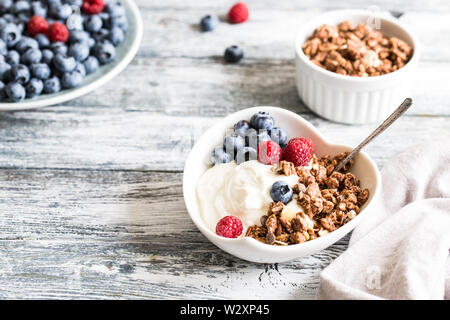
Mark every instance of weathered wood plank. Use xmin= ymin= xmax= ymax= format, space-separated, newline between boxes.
xmin=0 ymin=169 xmax=348 ymax=299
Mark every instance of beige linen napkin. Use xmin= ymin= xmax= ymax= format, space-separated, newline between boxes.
xmin=317 ymin=141 xmax=450 ymax=300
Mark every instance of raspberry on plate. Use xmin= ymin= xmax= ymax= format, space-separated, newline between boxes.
xmin=48 ymin=23 xmax=69 ymax=43
xmin=216 ymin=216 xmax=243 ymax=238
xmin=27 ymin=16 xmax=49 ymax=37
xmin=257 ymin=140 xmax=282 ymax=165
xmin=282 ymin=137 xmax=314 ymax=167
xmin=228 ymin=2 xmax=249 ymax=24
xmin=82 ymin=0 xmax=106 ymax=15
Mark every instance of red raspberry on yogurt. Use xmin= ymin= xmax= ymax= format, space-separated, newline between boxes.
xmin=282 ymin=137 xmax=314 ymax=167
xmin=216 ymin=216 xmax=243 ymax=238
xmin=257 ymin=140 xmax=282 ymax=165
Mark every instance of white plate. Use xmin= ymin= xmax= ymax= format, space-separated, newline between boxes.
xmin=0 ymin=0 xmax=143 ymax=111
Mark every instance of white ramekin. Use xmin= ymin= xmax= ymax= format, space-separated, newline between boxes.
xmin=295 ymin=9 xmax=420 ymax=124
xmin=183 ymin=107 xmax=381 ymax=263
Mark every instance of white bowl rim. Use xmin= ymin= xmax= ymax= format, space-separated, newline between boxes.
xmin=295 ymin=9 xmax=421 ymax=83
xmin=0 ymin=0 xmax=143 ymax=112
xmin=183 ymin=106 xmax=381 ymax=255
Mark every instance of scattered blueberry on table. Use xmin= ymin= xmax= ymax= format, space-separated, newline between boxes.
xmin=0 ymin=0 xmax=128 ymax=103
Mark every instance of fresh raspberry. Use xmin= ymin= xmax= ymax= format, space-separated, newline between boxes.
xmin=216 ymin=216 xmax=243 ymax=238
xmin=257 ymin=140 xmax=282 ymax=165
xmin=27 ymin=16 xmax=49 ymax=37
xmin=48 ymin=22 xmax=69 ymax=43
xmin=282 ymin=137 xmax=314 ymax=167
xmin=82 ymin=0 xmax=105 ymax=15
xmin=228 ymin=2 xmax=249 ymax=24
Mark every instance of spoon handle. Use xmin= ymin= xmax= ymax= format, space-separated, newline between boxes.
xmin=334 ymin=98 xmax=413 ymax=172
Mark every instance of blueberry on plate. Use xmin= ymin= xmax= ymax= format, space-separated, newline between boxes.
xmin=31 ymin=1 xmax=47 ymax=18
xmin=236 ymin=147 xmax=257 ymax=165
xmin=0 ymin=23 xmax=22 ymax=48
xmin=250 ymin=111 xmax=274 ymax=131
xmin=31 ymin=63 xmax=51 ymax=80
xmin=0 ymin=0 xmax=13 ymax=14
xmin=61 ymin=71 xmax=83 ymax=89
xmin=69 ymin=30 xmax=90 ymax=44
xmin=224 ymin=45 xmax=244 ymax=63
xmin=110 ymin=15 xmax=128 ymax=32
xmin=270 ymin=181 xmax=293 ymax=204
xmin=50 ymin=3 xmax=72 ymax=20
xmin=26 ymin=78 xmax=44 ymax=98
xmin=234 ymin=120 xmax=251 ymax=137
xmin=106 ymin=1 xmax=126 ymax=18
xmin=200 ymin=15 xmax=219 ymax=32
xmin=21 ymin=48 xmax=42 ymax=65
xmin=223 ymin=133 xmax=245 ymax=156
xmin=53 ymin=54 xmax=77 ymax=73
xmin=0 ymin=39 xmax=7 ymax=55
xmin=83 ymin=56 xmax=99 ymax=75
xmin=211 ymin=147 xmax=232 ymax=165
xmin=12 ymin=0 xmax=30 ymax=14
xmin=0 ymin=62 xmax=11 ymax=81
xmin=92 ymin=42 xmax=116 ymax=65
xmin=50 ymin=42 xmax=68 ymax=55
xmin=43 ymin=76 xmax=61 ymax=94
xmin=108 ymin=27 xmax=124 ymax=46
xmin=84 ymin=15 xmax=103 ymax=33
xmin=41 ymin=49 xmax=54 ymax=65
xmin=75 ymin=62 xmax=86 ymax=77
xmin=15 ymin=36 xmax=39 ymax=54
xmin=269 ymin=127 xmax=288 ymax=146
xmin=35 ymin=34 xmax=50 ymax=49
xmin=245 ymin=128 xmax=271 ymax=149
xmin=68 ymin=42 xmax=90 ymax=62
xmin=5 ymin=82 xmax=26 ymax=102
xmin=9 ymin=64 xmax=30 ymax=84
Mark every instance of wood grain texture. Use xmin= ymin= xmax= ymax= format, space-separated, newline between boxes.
xmin=0 ymin=0 xmax=449 ymax=299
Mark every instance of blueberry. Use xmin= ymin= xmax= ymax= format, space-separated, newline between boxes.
xmin=269 ymin=127 xmax=288 ymax=146
xmin=0 ymin=62 xmax=11 ymax=81
xmin=66 ymin=13 xmax=83 ymax=30
xmin=236 ymin=147 xmax=257 ymax=165
xmin=6 ymin=50 xmax=20 ymax=66
xmin=43 ymin=76 xmax=61 ymax=93
xmin=223 ymin=133 xmax=245 ymax=156
xmin=26 ymin=78 xmax=44 ymax=98
xmin=91 ymin=28 xmax=109 ymax=42
xmin=234 ymin=120 xmax=251 ymax=137
xmin=31 ymin=63 xmax=51 ymax=80
xmin=0 ymin=18 xmax=6 ymax=29
xmin=87 ymin=37 xmax=96 ymax=48
xmin=106 ymin=2 xmax=125 ymax=17
xmin=17 ymin=12 xmax=31 ymax=24
xmin=0 ymin=39 xmax=7 ymax=55
xmin=50 ymin=3 xmax=72 ymax=20
xmin=108 ymin=27 xmax=124 ymax=46
xmin=0 ymin=0 xmax=13 ymax=14
xmin=211 ymin=147 xmax=232 ymax=165
xmin=110 ymin=15 xmax=128 ymax=32
xmin=50 ymin=42 xmax=68 ymax=55
xmin=61 ymin=71 xmax=83 ymax=89
xmin=21 ymin=48 xmax=42 ymax=65
xmin=15 ymin=37 xmax=39 ymax=54
xmin=68 ymin=43 xmax=89 ymax=62
xmin=53 ymin=54 xmax=76 ymax=73
xmin=84 ymin=15 xmax=103 ymax=33
xmin=41 ymin=49 xmax=54 ymax=65
xmin=12 ymin=0 xmax=30 ymax=14
xmin=75 ymin=62 xmax=86 ymax=76
xmin=93 ymin=42 xmax=116 ymax=65
xmin=270 ymin=181 xmax=293 ymax=204
xmin=0 ymin=23 xmax=22 ymax=48
xmin=224 ymin=45 xmax=244 ymax=63
xmin=0 ymin=80 xmax=5 ymax=100
xmin=5 ymin=82 xmax=26 ymax=102
xmin=69 ymin=30 xmax=90 ymax=44
xmin=64 ymin=0 xmax=82 ymax=6
xmin=83 ymin=56 xmax=99 ymax=75
xmin=245 ymin=128 xmax=271 ymax=149
xmin=31 ymin=1 xmax=48 ymax=18
xmin=35 ymin=34 xmax=50 ymax=49
xmin=250 ymin=111 xmax=274 ymax=131
xmin=200 ymin=15 xmax=219 ymax=32
xmin=9 ymin=64 xmax=30 ymax=84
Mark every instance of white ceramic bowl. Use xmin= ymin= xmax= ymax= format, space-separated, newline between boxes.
xmin=0 ymin=0 xmax=143 ymax=111
xmin=295 ymin=9 xmax=420 ymax=124
xmin=183 ymin=106 xmax=381 ymax=263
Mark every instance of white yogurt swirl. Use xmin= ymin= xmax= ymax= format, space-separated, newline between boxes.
xmin=196 ymin=160 xmax=305 ymax=232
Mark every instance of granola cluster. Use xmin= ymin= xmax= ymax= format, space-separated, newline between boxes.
xmin=245 ymin=153 xmax=370 ymax=245
xmin=302 ymin=21 xmax=412 ymax=77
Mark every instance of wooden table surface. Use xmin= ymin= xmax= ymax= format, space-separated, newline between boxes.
xmin=1 ymin=0 xmax=449 ymax=299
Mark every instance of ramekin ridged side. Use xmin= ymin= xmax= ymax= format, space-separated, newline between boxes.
xmin=295 ymin=10 xmax=420 ymax=124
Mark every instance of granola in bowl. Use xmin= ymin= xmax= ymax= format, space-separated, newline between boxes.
xmin=302 ymin=20 xmax=412 ymax=77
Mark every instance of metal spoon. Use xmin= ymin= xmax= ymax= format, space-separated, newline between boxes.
xmin=334 ymin=97 xmax=413 ymax=172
